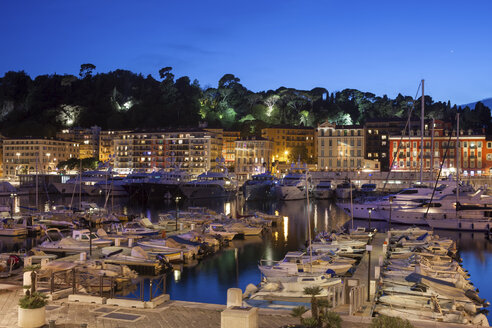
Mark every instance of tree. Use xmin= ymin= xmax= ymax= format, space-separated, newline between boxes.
xmin=304 ymin=286 xmax=323 ymax=326
xmin=290 ymin=305 xmax=308 ymax=326
xmin=79 ymin=64 xmax=96 ymax=79
xmin=159 ymin=67 xmax=174 ymax=82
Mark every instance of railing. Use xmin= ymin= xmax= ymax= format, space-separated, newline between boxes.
xmin=348 ymin=285 xmax=366 ymax=315
xmin=326 ymin=284 xmax=345 ymax=309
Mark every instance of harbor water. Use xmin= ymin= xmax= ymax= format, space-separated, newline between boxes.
xmin=1 ymin=194 xmax=492 ymax=319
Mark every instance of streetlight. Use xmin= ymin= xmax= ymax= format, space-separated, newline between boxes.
xmin=175 ymin=196 xmax=182 ymax=231
xmin=368 ymin=208 xmax=372 ymax=231
xmin=15 ymin=153 xmax=20 ymax=176
xmin=46 ymin=153 xmax=51 ymax=173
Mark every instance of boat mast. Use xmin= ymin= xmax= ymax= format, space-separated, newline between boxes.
xmin=79 ymin=158 xmax=82 ymax=209
xmin=430 ymin=118 xmax=435 ymax=179
xmin=456 ymin=113 xmax=460 ymax=218
xmin=305 ymin=171 xmax=313 ymax=267
xmin=35 ymin=156 xmax=38 ymax=211
xmin=420 ymin=79 xmax=424 ymax=184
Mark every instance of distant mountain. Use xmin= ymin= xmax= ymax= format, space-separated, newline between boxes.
xmin=460 ymin=98 xmax=492 ymax=109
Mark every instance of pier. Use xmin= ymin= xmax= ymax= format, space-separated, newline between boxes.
xmin=349 ymin=232 xmax=387 ymax=316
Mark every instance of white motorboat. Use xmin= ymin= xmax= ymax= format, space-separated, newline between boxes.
xmin=273 ymin=163 xmax=312 ymax=201
xmin=71 ymin=229 xmax=113 ymax=247
xmin=137 ymin=239 xmax=195 ymax=260
xmin=205 ymin=223 xmax=237 ymax=241
xmin=180 ymin=164 xmax=237 ymax=199
xmin=51 ymin=170 xmax=113 ymax=195
xmin=225 ymin=222 xmax=263 ymax=236
xmin=312 ymin=180 xmax=334 ymax=199
xmin=258 ymin=251 xmax=353 ymax=276
xmin=243 ymin=172 xmax=278 ymax=201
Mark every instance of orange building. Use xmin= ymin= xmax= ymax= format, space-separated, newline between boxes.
xmin=223 ymin=131 xmax=241 ymax=167
xmin=261 ymin=126 xmax=315 ymax=163
xmin=389 ymin=120 xmax=489 ymax=176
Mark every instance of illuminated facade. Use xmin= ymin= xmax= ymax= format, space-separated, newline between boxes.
xmin=389 ymin=121 xmax=489 ymax=176
xmin=113 ymin=129 xmax=221 ymax=176
xmin=56 ymin=126 xmax=101 ymax=159
xmin=223 ymin=131 xmax=241 ymax=167
xmin=317 ymin=121 xmax=365 ymax=171
xmin=234 ymin=137 xmax=273 ymax=180
xmin=261 ymin=126 xmax=315 ymax=163
xmin=99 ymin=130 xmax=130 ymax=163
xmin=2 ymin=138 xmax=79 ymax=177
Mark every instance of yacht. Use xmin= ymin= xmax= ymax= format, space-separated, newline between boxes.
xmin=273 ymin=163 xmax=312 ymax=201
xmin=338 ymin=179 xmax=475 ymax=221
xmin=313 ymin=180 xmax=334 ymax=199
xmin=141 ymin=167 xmax=191 ymax=199
xmin=51 ymin=170 xmax=113 ymax=195
xmin=180 ymin=165 xmax=237 ymax=199
xmin=334 ymin=179 xmax=356 ymax=199
xmin=243 ymin=172 xmax=278 ymax=201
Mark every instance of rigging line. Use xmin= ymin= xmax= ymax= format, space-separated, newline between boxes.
xmin=382 ymin=81 xmax=422 ymax=192
xmin=424 ymin=124 xmax=454 ymax=218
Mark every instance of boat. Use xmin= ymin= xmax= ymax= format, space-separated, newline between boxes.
xmin=225 ymin=222 xmax=263 ymax=236
xmin=205 ymin=223 xmax=238 ymax=241
xmin=258 ymin=251 xmax=353 ymax=276
xmin=312 ymin=180 xmax=334 ymax=199
xmin=0 ymin=218 xmax=28 ymax=237
xmin=180 ymin=163 xmax=237 ymax=199
xmin=273 ymin=162 xmax=312 ymax=201
xmin=136 ymin=240 xmax=195 ymax=261
xmin=140 ymin=166 xmax=191 ymax=199
xmin=334 ymin=179 xmax=356 ymax=199
xmin=51 ymin=170 xmax=113 ymax=195
xmin=71 ymin=229 xmax=113 ymax=247
xmin=243 ymin=172 xmax=278 ymax=201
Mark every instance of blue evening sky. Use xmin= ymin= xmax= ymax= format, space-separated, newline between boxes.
xmin=1 ymin=0 xmax=491 ymax=105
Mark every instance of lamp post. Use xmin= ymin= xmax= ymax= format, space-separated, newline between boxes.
xmin=175 ymin=196 xmax=182 ymax=231
xmin=366 ymin=244 xmax=372 ymax=301
xmin=46 ymin=153 xmax=51 ymax=173
xmin=368 ymin=208 xmax=372 ymax=231
xmin=15 ymin=153 xmax=20 ymax=177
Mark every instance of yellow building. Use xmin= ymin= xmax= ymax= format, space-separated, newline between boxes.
xmin=261 ymin=126 xmax=316 ymax=163
xmin=223 ymin=131 xmax=241 ymax=167
xmin=99 ymin=130 xmax=130 ymax=163
xmin=234 ymin=137 xmax=272 ymax=181
xmin=56 ymin=126 xmax=100 ymax=159
xmin=2 ymin=138 xmax=79 ymax=177
xmin=317 ymin=121 xmax=365 ymax=171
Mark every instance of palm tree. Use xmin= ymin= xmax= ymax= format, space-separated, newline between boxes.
xmin=304 ymin=286 xmax=323 ymax=326
xmin=321 ymin=311 xmax=342 ymax=328
xmin=290 ymin=305 xmax=308 ymax=326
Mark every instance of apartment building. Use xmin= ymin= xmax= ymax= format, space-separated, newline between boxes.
xmin=56 ymin=126 xmax=101 ymax=159
xmin=389 ymin=120 xmax=489 ymax=176
xmin=3 ymin=138 xmax=79 ymax=177
xmin=261 ymin=126 xmax=315 ymax=163
xmin=234 ymin=137 xmax=272 ymax=181
xmin=113 ymin=129 xmax=221 ymax=176
xmin=99 ymin=130 xmax=130 ymax=163
xmin=223 ymin=131 xmax=241 ymax=167
xmin=317 ymin=121 xmax=365 ymax=171
xmin=364 ymin=119 xmax=417 ymax=172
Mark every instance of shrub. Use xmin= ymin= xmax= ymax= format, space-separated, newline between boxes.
xmin=18 ymin=291 xmax=48 ymax=309
xmin=322 ymin=311 xmax=342 ymax=328
xmin=370 ymin=315 xmax=414 ymax=328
